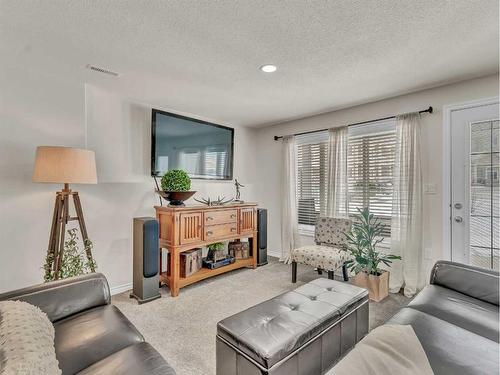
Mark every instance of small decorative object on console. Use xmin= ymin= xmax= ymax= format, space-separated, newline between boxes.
xmin=206 ymin=242 xmax=226 ymax=262
xmin=167 ymin=249 xmax=203 ymax=278
xmin=203 ymin=255 xmax=236 ymax=269
xmin=158 ymin=169 xmax=195 ymax=206
xmin=228 ymin=239 xmax=250 ymax=259
xmin=180 ymin=248 xmax=202 ymax=277
xmin=233 ymin=179 xmax=244 ymax=203
xmin=342 ymin=207 xmax=401 ymax=302
xmin=194 ymin=196 xmax=234 ymax=206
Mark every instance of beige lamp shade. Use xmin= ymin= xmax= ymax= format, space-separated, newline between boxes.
xmin=33 ymin=146 xmax=97 ymax=184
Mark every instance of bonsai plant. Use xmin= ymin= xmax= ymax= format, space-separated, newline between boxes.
xmin=343 ymin=207 xmax=401 ymax=302
xmin=159 ymin=169 xmax=195 ymax=206
xmin=43 ymin=228 xmax=97 ymax=282
xmin=206 ymin=242 xmax=225 ymax=262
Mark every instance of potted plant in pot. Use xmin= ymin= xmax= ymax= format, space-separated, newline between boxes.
xmin=206 ymin=242 xmax=226 ymax=262
xmin=342 ymin=208 xmax=401 ymax=302
xmin=158 ymin=169 xmax=196 ymax=206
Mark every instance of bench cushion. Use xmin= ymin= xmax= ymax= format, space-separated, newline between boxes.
xmin=290 ymin=245 xmax=350 ymax=271
xmin=217 ymin=278 xmax=368 ymax=368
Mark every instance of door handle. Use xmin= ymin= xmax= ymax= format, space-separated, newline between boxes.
xmin=454 ymin=203 xmax=463 ymax=209
xmin=454 ymin=216 xmax=463 ymax=223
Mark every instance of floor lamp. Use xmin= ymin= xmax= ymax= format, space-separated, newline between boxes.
xmin=33 ymin=146 xmax=97 ymax=280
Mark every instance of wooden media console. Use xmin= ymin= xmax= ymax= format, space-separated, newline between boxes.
xmin=155 ymin=202 xmax=258 ymax=297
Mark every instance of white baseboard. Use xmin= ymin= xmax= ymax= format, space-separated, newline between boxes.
xmin=267 ymin=249 xmax=281 ymax=259
xmin=110 ymin=282 xmax=132 ymax=296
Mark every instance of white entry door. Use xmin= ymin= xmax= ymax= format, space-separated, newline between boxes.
xmin=450 ymin=100 xmax=499 ymax=269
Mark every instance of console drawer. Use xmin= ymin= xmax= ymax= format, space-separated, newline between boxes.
xmin=204 ymin=209 xmax=238 ymax=225
xmin=205 ymin=223 xmax=238 ymax=240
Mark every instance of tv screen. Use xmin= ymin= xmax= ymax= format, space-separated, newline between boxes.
xmin=151 ymin=109 xmax=234 ymax=180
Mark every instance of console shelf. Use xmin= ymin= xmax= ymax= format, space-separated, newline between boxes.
xmin=155 ymin=203 xmax=258 ymax=297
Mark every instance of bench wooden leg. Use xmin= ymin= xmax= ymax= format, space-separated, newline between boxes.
xmin=317 ymin=268 xmax=323 ymax=275
xmin=342 ymin=264 xmax=349 ymax=281
xmin=328 ymin=270 xmax=334 ymax=280
xmin=292 ymin=261 xmax=297 ymax=283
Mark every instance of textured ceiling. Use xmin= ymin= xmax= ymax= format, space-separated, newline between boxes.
xmin=1 ymin=0 xmax=498 ymax=127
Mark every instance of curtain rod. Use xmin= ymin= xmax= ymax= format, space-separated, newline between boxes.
xmin=273 ymin=106 xmax=433 ymax=141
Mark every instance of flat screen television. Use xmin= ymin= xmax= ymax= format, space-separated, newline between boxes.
xmin=151 ymin=109 xmax=234 ymax=180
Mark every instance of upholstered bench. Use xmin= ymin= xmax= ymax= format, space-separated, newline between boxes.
xmin=216 ymin=278 xmax=369 ymax=375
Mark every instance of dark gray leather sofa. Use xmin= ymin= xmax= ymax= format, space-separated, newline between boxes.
xmin=0 ymin=273 xmax=175 ymax=375
xmin=388 ymin=261 xmax=499 ymax=375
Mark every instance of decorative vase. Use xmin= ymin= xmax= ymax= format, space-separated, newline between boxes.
xmin=353 ymin=270 xmax=389 ymax=302
xmin=156 ymin=190 xmax=196 ymax=206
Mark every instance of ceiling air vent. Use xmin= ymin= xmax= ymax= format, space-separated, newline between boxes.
xmin=86 ymin=64 xmax=120 ymax=77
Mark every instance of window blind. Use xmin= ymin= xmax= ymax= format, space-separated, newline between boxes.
xmin=295 ymin=131 xmax=329 ymax=226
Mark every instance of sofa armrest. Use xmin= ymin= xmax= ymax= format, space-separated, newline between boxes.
xmin=0 ymin=273 xmax=111 ymax=322
xmin=430 ymin=261 xmax=499 ymax=305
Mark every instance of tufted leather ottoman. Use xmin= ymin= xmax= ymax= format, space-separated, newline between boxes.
xmin=216 ymin=278 xmax=369 ymax=375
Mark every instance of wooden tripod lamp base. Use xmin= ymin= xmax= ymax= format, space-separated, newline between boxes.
xmin=33 ymin=146 xmax=98 ymax=280
xmin=47 ymin=184 xmax=95 ymax=279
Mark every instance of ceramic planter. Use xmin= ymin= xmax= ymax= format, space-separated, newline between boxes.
xmin=353 ymin=270 xmax=389 ymax=302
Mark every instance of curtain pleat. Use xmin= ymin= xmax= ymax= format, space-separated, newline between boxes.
xmin=281 ymin=136 xmax=300 ymax=262
xmin=327 ymin=126 xmax=348 ymax=217
xmin=389 ymin=112 xmax=424 ymax=297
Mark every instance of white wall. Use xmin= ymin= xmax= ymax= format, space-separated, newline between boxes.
xmin=0 ymin=73 xmax=257 ymax=293
xmin=1 ymin=66 xmax=497 ymax=294
xmin=255 ymin=74 xmax=499 ymax=281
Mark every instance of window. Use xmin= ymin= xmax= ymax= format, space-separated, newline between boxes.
xmin=295 ymin=131 xmax=329 ymax=227
xmin=347 ymin=120 xmax=396 ymax=237
xmin=295 ymin=120 xmax=396 ymax=237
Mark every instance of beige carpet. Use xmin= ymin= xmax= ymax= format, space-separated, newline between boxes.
xmin=113 ymin=257 xmax=409 ymax=375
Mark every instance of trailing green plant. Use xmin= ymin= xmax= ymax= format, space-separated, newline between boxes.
xmin=342 ymin=207 xmax=401 ymax=276
xmin=207 ymin=242 xmax=225 ymax=251
xmin=43 ymin=228 xmax=97 ymax=282
xmin=161 ymin=169 xmax=191 ymax=191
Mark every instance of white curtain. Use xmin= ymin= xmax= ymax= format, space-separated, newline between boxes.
xmin=281 ymin=135 xmax=300 ymax=263
xmin=327 ymin=126 xmax=348 ymax=217
xmin=390 ymin=112 xmax=423 ymax=297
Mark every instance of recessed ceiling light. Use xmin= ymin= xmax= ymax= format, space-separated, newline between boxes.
xmin=260 ymin=64 xmax=277 ymax=73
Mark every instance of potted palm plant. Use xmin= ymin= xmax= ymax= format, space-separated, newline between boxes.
xmin=343 ymin=208 xmax=401 ymax=302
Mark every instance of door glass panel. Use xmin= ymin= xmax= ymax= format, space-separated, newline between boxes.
xmin=469 ymin=120 xmax=499 ymax=270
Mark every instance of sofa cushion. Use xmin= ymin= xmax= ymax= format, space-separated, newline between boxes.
xmin=0 ymin=300 xmax=61 ymax=375
xmin=77 ymin=342 xmax=176 ymax=375
xmin=430 ymin=261 xmax=499 ymax=305
xmin=328 ymin=325 xmax=434 ymax=375
xmin=408 ymin=284 xmax=499 ymax=342
xmin=54 ymin=305 xmax=144 ymax=374
xmin=217 ymin=278 xmax=367 ymax=368
xmin=388 ymin=307 xmax=499 ymax=375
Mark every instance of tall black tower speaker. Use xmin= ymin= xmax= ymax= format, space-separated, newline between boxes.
xmin=257 ymin=208 xmax=268 ymax=266
xmin=130 ymin=217 xmax=161 ymax=304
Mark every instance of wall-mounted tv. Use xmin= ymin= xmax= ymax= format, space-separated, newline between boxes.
xmin=151 ymin=109 xmax=234 ymax=180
